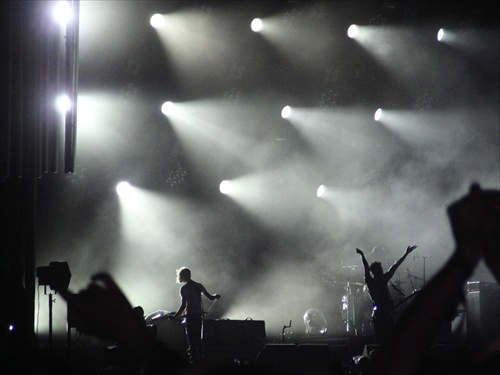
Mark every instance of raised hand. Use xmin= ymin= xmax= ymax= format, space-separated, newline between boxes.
xmin=60 ymin=273 xmax=145 ymax=343
xmin=406 ymin=245 xmax=418 ymax=254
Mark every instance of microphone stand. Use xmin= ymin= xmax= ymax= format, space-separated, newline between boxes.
xmin=389 ymin=281 xmax=405 ymax=313
xmin=282 ymin=320 xmax=292 ymax=343
xmin=414 ymin=254 xmax=432 ymax=286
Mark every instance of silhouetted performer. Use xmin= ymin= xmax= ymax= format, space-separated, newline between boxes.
xmin=356 ymin=245 xmax=417 ymax=344
xmin=169 ymin=267 xmax=220 ymax=363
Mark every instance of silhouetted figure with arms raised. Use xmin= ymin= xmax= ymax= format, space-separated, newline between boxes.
xmin=378 ymin=184 xmax=500 ymax=375
xmin=169 ymin=267 xmax=220 ymax=363
xmin=356 ymin=245 xmax=417 ymax=344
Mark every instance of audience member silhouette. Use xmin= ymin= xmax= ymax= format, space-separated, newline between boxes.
xmin=49 ymin=183 xmax=497 ymax=375
xmin=375 ymin=183 xmax=500 ymax=375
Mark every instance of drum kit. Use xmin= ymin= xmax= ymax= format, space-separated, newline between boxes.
xmin=332 ymin=264 xmax=422 ymax=335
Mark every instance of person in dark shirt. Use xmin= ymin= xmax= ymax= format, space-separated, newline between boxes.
xmin=356 ymin=245 xmax=417 ymax=344
xmin=169 ymin=267 xmax=220 ymax=363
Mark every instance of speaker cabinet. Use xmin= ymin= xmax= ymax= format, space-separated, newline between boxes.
xmin=203 ymin=319 xmax=266 ymax=348
xmin=466 ymin=281 xmax=500 ymax=344
xmin=256 ymin=343 xmax=332 ymax=375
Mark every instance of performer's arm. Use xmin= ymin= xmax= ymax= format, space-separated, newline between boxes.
xmin=356 ymin=248 xmax=370 ymax=279
xmin=386 ymin=245 xmax=417 ymax=279
xmin=200 ymin=284 xmax=221 ymax=301
xmin=171 ymin=296 xmax=186 ymax=318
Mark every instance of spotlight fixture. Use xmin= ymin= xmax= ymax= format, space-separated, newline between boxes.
xmin=116 ymin=181 xmax=132 ymax=196
xmin=347 ymin=24 xmax=359 ymax=38
xmin=374 ymin=108 xmax=383 ymax=122
xmin=53 ymin=1 xmax=72 ymax=26
xmin=56 ymin=95 xmax=71 ymax=114
xmin=161 ymin=101 xmax=176 ymax=116
xmin=150 ymin=14 xmax=165 ymax=29
xmin=219 ymin=180 xmax=232 ymax=194
xmin=281 ymin=106 xmax=292 ymax=119
xmin=437 ymin=28 xmax=445 ymax=42
xmin=316 ymin=185 xmax=325 ymax=198
xmin=251 ymin=18 xmax=263 ymax=32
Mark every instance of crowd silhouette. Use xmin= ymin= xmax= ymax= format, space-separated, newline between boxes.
xmin=1 ymin=183 xmax=498 ymax=374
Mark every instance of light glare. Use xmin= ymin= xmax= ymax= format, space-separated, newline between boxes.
xmin=53 ymin=1 xmax=72 ymax=26
xmin=150 ymin=14 xmax=165 ymax=29
xmin=281 ymin=106 xmax=292 ymax=119
xmin=251 ymin=18 xmax=263 ymax=32
xmin=219 ymin=180 xmax=232 ymax=194
xmin=116 ymin=181 xmax=132 ymax=197
xmin=56 ymin=95 xmax=71 ymax=114
xmin=374 ymin=108 xmax=383 ymax=121
xmin=437 ymin=28 xmax=445 ymax=42
xmin=317 ymin=185 xmax=325 ymax=198
xmin=347 ymin=24 xmax=359 ymax=38
xmin=161 ymin=101 xmax=176 ymax=116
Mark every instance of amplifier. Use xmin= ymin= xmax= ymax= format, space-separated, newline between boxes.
xmin=203 ymin=319 xmax=266 ymax=347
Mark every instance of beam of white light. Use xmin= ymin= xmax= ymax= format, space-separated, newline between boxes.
xmin=347 ymin=24 xmax=359 ymax=38
xmin=152 ymin=8 xmax=255 ymax=93
xmin=163 ymin=100 xmax=267 ymax=174
xmin=374 ymin=108 xmax=383 ymax=122
xmin=281 ymin=105 xmax=292 ymax=119
xmin=150 ymin=14 xmax=165 ymax=29
xmin=349 ymin=26 xmax=441 ymax=85
xmin=251 ymin=18 xmax=263 ymax=32
xmin=240 ymin=5 xmax=343 ymax=77
xmin=371 ymin=107 xmax=500 ymax=177
xmin=53 ymin=1 xmax=72 ymax=26
xmin=56 ymin=94 xmax=71 ymax=114
xmin=115 ymin=186 xmax=224 ymax=322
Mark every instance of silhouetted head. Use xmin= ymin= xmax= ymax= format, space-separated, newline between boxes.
xmin=176 ymin=267 xmax=191 ymax=284
xmin=369 ymin=262 xmax=384 ymax=276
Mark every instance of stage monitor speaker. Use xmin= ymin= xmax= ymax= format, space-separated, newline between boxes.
xmin=203 ymin=319 xmax=266 ymax=347
xmin=256 ymin=343 xmax=332 ymax=375
xmin=466 ymin=281 xmax=500 ymax=345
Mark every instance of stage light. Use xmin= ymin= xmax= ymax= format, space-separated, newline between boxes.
xmin=281 ymin=106 xmax=292 ymax=119
xmin=251 ymin=18 xmax=263 ymax=32
xmin=219 ymin=180 xmax=232 ymax=194
xmin=116 ymin=181 xmax=132 ymax=197
xmin=347 ymin=24 xmax=359 ymax=38
xmin=316 ymin=185 xmax=325 ymax=198
xmin=161 ymin=101 xmax=176 ymax=116
xmin=374 ymin=108 xmax=383 ymax=121
xmin=437 ymin=28 xmax=446 ymax=42
xmin=150 ymin=14 xmax=165 ymax=29
xmin=56 ymin=95 xmax=71 ymax=114
xmin=53 ymin=1 xmax=72 ymax=26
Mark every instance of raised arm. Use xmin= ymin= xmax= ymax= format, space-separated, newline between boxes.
xmin=386 ymin=245 xmax=417 ymax=279
xmin=380 ymin=184 xmax=499 ymax=375
xmin=356 ymin=248 xmax=371 ymax=279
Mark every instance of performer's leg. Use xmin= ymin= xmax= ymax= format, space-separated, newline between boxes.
xmin=185 ymin=316 xmax=203 ymax=363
